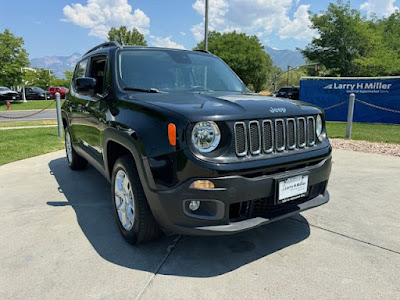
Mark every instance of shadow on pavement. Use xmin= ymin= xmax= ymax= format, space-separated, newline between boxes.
xmin=48 ymin=157 xmax=310 ymax=278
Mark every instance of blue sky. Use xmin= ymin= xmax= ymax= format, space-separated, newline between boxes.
xmin=0 ymin=0 xmax=398 ymax=59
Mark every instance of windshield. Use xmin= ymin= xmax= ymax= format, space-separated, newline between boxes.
xmin=32 ymin=88 xmax=44 ymax=93
xmin=118 ymin=49 xmax=246 ymax=93
xmin=0 ymin=87 xmax=10 ymax=91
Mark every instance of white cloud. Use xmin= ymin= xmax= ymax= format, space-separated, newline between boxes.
xmin=279 ymin=5 xmax=315 ymax=40
xmin=63 ymin=0 xmax=150 ymax=39
xmin=360 ymin=0 xmax=398 ymax=17
xmin=190 ymin=0 xmax=316 ymax=43
xmin=149 ymin=35 xmax=186 ymax=49
xmin=180 ymin=32 xmax=186 ymax=36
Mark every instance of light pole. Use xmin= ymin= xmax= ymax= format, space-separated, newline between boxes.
xmin=286 ymin=65 xmax=290 ymax=86
xmin=274 ymin=63 xmax=319 ymax=91
xmin=204 ymin=0 xmax=209 ymax=51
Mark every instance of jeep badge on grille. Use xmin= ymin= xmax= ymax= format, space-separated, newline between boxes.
xmin=270 ymin=107 xmax=287 ymax=113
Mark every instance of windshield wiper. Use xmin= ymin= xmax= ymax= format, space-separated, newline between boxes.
xmin=123 ymin=87 xmax=164 ymax=93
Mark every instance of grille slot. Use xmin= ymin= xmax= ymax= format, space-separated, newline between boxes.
xmin=262 ymin=120 xmax=274 ymax=153
xmin=234 ymin=122 xmax=247 ymax=156
xmin=286 ymin=118 xmax=296 ymax=150
xmin=297 ymin=117 xmax=306 ymax=148
xmin=307 ymin=116 xmax=315 ymax=146
xmin=275 ymin=119 xmax=285 ymax=152
xmin=249 ymin=121 xmax=261 ymax=155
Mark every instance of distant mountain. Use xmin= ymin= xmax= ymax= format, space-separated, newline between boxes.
xmin=30 ymin=53 xmax=82 ymax=78
xmin=265 ymin=46 xmax=305 ymax=70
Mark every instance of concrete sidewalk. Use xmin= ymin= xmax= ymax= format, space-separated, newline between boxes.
xmin=0 ymin=125 xmax=57 ymax=130
xmin=0 ymin=149 xmax=399 ymax=299
xmin=0 ymin=109 xmax=56 ymax=122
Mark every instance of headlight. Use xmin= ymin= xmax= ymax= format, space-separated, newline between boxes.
xmin=191 ymin=121 xmax=221 ymax=153
xmin=316 ymin=114 xmax=323 ymax=137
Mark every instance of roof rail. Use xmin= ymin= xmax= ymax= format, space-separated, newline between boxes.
xmin=84 ymin=41 xmax=122 ymax=56
xmin=194 ymin=49 xmax=211 ymax=54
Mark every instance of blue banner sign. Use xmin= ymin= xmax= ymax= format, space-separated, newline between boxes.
xmin=300 ymin=77 xmax=400 ymax=124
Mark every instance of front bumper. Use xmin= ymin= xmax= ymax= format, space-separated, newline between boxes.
xmin=146 ymin=156 xmax=331 ymax=235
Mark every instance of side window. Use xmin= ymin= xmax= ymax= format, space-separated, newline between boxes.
xmin=50 ymin=88 xmax=54 ymax=91
xmin=88 ymin=55 xmax=107 ymax=95
xmin=74 ymin=59 xmax=88 ymax=80
xmin=73 ymin=59 xmax=88 ymax=91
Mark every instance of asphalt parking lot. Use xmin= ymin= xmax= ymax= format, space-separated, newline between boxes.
xmin=0 ymin=149 xmax=399 ymax=299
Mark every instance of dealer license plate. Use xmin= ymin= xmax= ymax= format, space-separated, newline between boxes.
xmin=12 ymin=96 xmax=16 ymax=100
xmin=278 ymin=175 xmax=308 ymax=204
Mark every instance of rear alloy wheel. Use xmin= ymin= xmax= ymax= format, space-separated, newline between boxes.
xmin=64 ymin=127 xmax=87 ymax=170
xmin=111 ymin=155 xmax=161 ymax=245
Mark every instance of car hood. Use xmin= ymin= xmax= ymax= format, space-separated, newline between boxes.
xmin=0 ymin=90 xmax=18 ymax=95
xmin=127 ymin=91 xmax=322 ymax=122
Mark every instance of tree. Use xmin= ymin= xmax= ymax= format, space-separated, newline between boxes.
xmin=22 ymin=68 xmax=55 ymax=89
xmin=51 ymin=71 xmax=74 ymax=88
xmin=357 ymin=12 xmax=400 ymax=76
xmin=0 ymin=29 xmax=29 ymax=87
xmin=302 ymin=1 xmax=378 ymax=76
xmin=195 ymin=31 xmax=273 ymax=92
xmin=277 ymin=68 xmax=307 ymax=88
xmin=108 ymin=26 xmax=147 ymax=46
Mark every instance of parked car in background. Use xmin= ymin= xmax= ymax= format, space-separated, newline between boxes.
xmin=0 ymin=87 xmax=20 ymax=101
xmin=21 ymin=87 xmax=51 ymax=100
xmin=48 ymin=86 xmax=68 ymax=99
xmin=269 ymin=90 xmax=279 ymax=97
xmin=275 ymin=86 xmax=300 ymax=100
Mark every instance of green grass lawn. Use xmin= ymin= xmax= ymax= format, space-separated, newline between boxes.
xmin=0 ymin=100 xmax=64 ymax=111
xmin=326 ymin=122 xmax=400 ymax=144
xmin=0 ymin=127 xmax=64 ymax=166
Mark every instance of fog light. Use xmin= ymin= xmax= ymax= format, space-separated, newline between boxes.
xmin=190 ymin=180 xmax=215 ymax=190
xmin=189 ymin=200 xmax=201 ymax=211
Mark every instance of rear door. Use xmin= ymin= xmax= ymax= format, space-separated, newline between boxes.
xmin=25 ymin=88 xmax=33 ymax=100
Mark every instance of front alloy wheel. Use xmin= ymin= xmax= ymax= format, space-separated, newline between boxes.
xmin=114 ymin=170 xmax=135 ymax=231
xmin=111 ymin=156 xmax=161 ymax=245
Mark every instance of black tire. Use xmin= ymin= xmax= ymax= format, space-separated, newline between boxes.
xmin=65 ymin=127 xmax=87 ymax=170
xmin=111 ymin=155 xmax=162 ymax=245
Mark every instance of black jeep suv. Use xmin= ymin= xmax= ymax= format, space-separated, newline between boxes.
xmin=62 ymin=42 xmax=332 ymax=245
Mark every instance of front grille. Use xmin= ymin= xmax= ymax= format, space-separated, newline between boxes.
xmin=234 ymin=116 xmax=317 ymax=157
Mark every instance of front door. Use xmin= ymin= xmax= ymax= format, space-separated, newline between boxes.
xmin=69 ymin=55 xmax=109 ymax=168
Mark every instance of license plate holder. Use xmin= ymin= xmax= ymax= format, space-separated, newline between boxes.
xmin=276 ymin=174 xmax=309 ymax=204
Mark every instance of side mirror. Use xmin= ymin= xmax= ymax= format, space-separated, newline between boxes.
xmin=75 ymin=77 xmax=96 ymax=96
